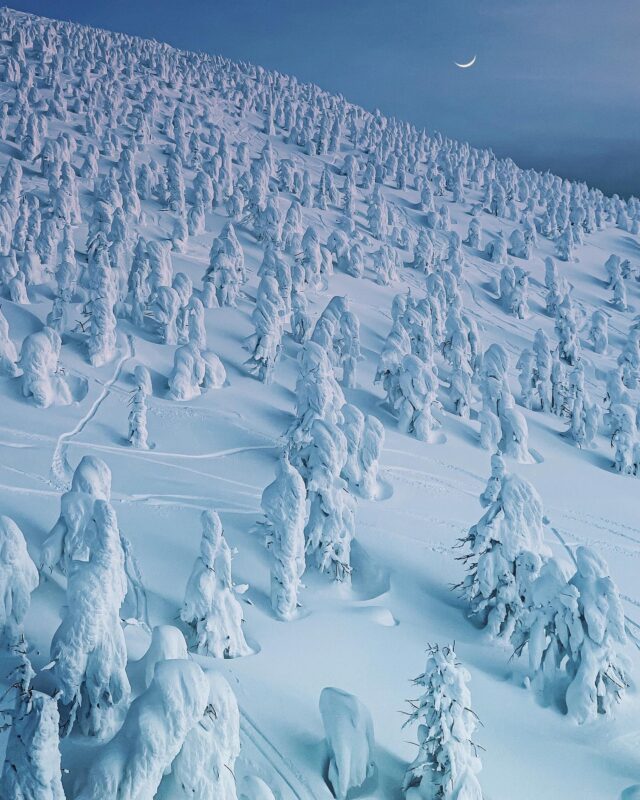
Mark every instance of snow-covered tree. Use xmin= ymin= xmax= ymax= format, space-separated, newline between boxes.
xmin=261 ymin=453 xmax=307 ymax=620
xmin=128 ymin=385 xmax=149 ymax=449
xmin=168 ymin=342 xmax=206 ymax=401
xmin=458 ymin=466 xmax=547 ymax=640
xmin=18 ymin=327 xmax=71 ymax=408
xmin=287 ymin=340 xmax=345 ymax=459
xmin=516 ymin=547 xmax=630 ymax=724
xmin=588 ymin=309 xmax=608 ymax=354
xmin=320 ymin=687 xmax=376 ymax=800
xmin=610 ymin=403 xmax=636 ymax=474
xmin=51 ymin=499 xmax=130 ymax=737
xmin=0 ymin=515 xmax=38 ymax=646
xmin=337 ymin=310 xmax=361 ymax=388
xmin=0 ymin=691 xmax=65 ymax=800
xmin=244 ymin=274 xmax=285 ymax=383
xmin=301 ymin=419 xmax=355 ymax=581
xmin=75 ymin=659 xmax=209 ymax=800
xmin=395 ymin=354 xmax=440 ymax=442
xmin=403 ymin=644 xmax=483 ymax=800
xmin=160 ymin=672 xmax=241 ymax=800
xmin=0 ymin=307 xmax=19 ymax=376
xmin=180 ymin=510 xmax=251 ymax=658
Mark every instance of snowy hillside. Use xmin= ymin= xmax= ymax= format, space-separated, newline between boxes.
xmin=0 ymin=6 xmax=639 ymax=799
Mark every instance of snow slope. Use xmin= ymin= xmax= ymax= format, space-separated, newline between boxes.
xmin=0 ymin=7 xmax=639 ymax=799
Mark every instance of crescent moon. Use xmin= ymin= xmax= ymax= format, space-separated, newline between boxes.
xmin=455 ymin=55 xmax=477 ymax=69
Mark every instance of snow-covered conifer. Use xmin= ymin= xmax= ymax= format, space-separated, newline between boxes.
xmin=0 ymin=692 xmax=65 ymax=800
xmin=589 ymin=309 xmax=608 ymax=354
xmin=18 ymin=326 xmax=71 ymax=408
xmin=161 ymin=673 xmax=241 ymax=800
xmin=0 ymin=515 xmax=38 ymax=645
xmin=395 ymin=354 xmax=440 ymax=442
xmin=459 ymin=467 xmax=547 ymax=639
xmin=320 ymin=688 xmax=376 ymax=800
xmin=75 ymin=660 xmax=209 ymax=800
xmin=403 ymin=644 xmax=483 ymax=800
xmin=301 ymin=419 xmax=354 ymax=581
xmin=51 ymin=499 xmax=130 ymax=737
xmin=180 ymin=510 xmax=251 ymax=658
xmin=261 ymin=453 xmax=307 ymax=620
xmin=244 ymin=274 xmax=285 ymax=383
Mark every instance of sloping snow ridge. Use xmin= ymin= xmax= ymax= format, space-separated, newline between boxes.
xmin=0 ymin=6 xmax=638 ymax=799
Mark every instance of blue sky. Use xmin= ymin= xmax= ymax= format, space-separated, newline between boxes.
xmin=9 ymin=0 xmax=640 ymax=197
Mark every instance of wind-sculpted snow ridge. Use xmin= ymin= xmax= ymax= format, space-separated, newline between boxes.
xmin=0 ymin=5 xmax=638 ymax=799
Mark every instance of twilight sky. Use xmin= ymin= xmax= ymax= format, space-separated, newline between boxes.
xmin=10 ymin=0 xmax=640 ymax=197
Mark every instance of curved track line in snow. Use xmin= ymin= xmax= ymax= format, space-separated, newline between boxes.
xmin=239 ymin=708 xmax=318 ymax=800
xmin=69 ymin=440 xmax=276 ymax=461
xmin=50 ymin=335 xmax=134 ymax=489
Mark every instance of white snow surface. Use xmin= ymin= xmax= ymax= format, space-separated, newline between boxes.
xmin=0 ymin=7 xmax=638 ymax=800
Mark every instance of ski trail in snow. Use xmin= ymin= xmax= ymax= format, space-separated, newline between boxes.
xmin=239 ymin=708 xmax=318 ymax=800
xmin=69 ymin=440 xmax=276 ymax=461
xmin=50 ymin=334 xmax=134 ymax=489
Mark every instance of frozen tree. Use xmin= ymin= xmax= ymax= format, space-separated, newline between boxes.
xmin=51 ymin=500 xmax=130 ymax=738
xmin=88 ymin=294 xmax=117 ymax=367
xmin=588 ymin=309 xmax=608 ymax=354
xmin=0 ymin=692 xmax=65 ymax=800
xmin=244 ymin=275 xmax=285 ymax=384
xmin=479 ymin=343 xmax=510 ymax=413
xmin=168 ymin=342 xmax=206 ymax=401
xmin=376 ymin=324 xmax=412 ymax=409
xmin=360 ymin=415 xmax=384 ymax=500
xmin=0 ymin=515 xmax=38 ymax=646
xmin=610 ymin=403 xmax=636 ymax=474
xmin=18 ymin=327 xmax=71 ymax=408
xmin=403 ymin=644 xmax=483 ymax=800
xmin=261 ymin=453 xmax=307 ymax=621
xmin=485 ymin=230 xmax=507 ymax=264
xmin=465 ymin=217 xmax=481 ymax=249
xmin=75 ymin=660 xmax=209 ymax=800
xmin=180 ymin=510 xmax=251 ymax=658
xmin=459 ymin=468 xmax=547 ymax=640
xmin=551 ymin=348 xmax=568 ymax=416
xmin=518 ymin=547 xmax=629 ymax=724
xmin=320 ymin=688 xmax=376 ymax=800
xmin=516 ymin=348 xmax=536 ymax=409
xmin=291 ymin=285 xmax=311 ymax=343
xmin=556 ymin=225 xmax=574 ymax=262
xmin=337 ymin=310 xmax=362 ymax=388
xmin=499 ymin=395 xmax=533 ymax=463
xmin=409 ymin=229 xmax=434 ymax=273
xmin=395 ymin=354 xmax=440 ymax=442
xmin=287 ymin=340 xmax=345 ymax=459
xmin=340 ymin=403 xmax=365 ymax=490
xmin=0 ymin=307 xmax=19 ymax=376
xmin=372 ymin=244 xmax=398 ymax=285
xmin=128 ymin=385 xmax=149 ymax=449
xmin=555 ymin=295 xmax=580 ymax=365
xmin=149 ymin=285 xmax=180 ymax=345
xmin=449 ymin=346 xmax=473 ymax=418
xmin=611 ymin=275 xmax=627 ymax=311
xmin=160 ymin=672 xmax=241 ymax=800
xmin=565 ymin=363 xmax=599 ymax=448
xmin=605 ymin=254 xmax=622 ymax=287
xmin=618 ymin=327 xmax=640 ymax=390
xmin=301 ymin=419 xmax=355 ymax=581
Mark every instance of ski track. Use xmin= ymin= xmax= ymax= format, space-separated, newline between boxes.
xmin=239 ymin=708 xmax=319 ymax=800
xmin=49 ymin=334 xmax=134 ymax=489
